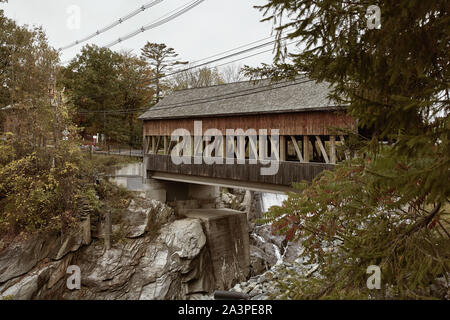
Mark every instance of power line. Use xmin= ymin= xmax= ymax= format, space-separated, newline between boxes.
xmin=60 ymin=0 xmax=201 ymax=65
xmin=168 ymin=29 xmax=294 ymax=72
xmin=188 ymin=33 xmax=282 ymax=66
xmin=143 ymin=36 xmax=291 ymax=84
xmin=66 ymin=36 xmax=297 ymax=102
xmin=201 ymin=40 xmax=298 ymax=71
xmin=187 ymin=27 xmax=295 ymax=66
xmin=104 ymin=0 xmax=206 ymax=48
xmin=59 ymin=0 xmax=165 ymax=51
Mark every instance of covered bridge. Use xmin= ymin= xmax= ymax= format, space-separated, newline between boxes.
xmin=139 ymin=77 xmax=356 ymax=192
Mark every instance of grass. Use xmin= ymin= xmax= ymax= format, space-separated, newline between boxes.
xmin=89 ymin=154 xmax=140 ymax=170
xmin=82 ymin=154 xmax=141 ymax=178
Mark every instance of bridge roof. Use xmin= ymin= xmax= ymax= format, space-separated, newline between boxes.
xmin=139 ymin=77 xmax=341 ymax=120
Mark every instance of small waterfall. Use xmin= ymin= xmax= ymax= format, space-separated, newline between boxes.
xmin=261 ymin=193 xmax=288 ymax=213
xmin=251 ymin=233 xmax=267 ymax=244
xmin=272 ymin=244 xmax=283 ymax=266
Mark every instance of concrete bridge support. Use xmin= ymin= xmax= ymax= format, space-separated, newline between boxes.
xmin=182 ymin=209 xmax=250 ymax=290
xmin=140 ymin=180 xmax=248 ymax=290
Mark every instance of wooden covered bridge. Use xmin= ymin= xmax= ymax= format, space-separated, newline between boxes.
xmin=139 ymin=77 xmax=356 ymax=193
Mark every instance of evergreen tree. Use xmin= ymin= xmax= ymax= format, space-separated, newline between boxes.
xmin=141 ymin=42 xmax=187 ymax=102
xmin=250 ymin=0 xmax=449 ymax=299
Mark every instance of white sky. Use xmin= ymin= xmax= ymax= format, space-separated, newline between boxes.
xmin=1 ymin=0 xmax=280 ymax=69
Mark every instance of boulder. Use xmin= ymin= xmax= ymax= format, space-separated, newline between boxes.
xmin=0 ymin=219 xmax=95 ymax=286
xmin=0 ymin=264 xmax=53 ymax=300
xmin=0 ymin=233 xmax=59 ymax=284
xmin=249 ymin=245 xmax=270 ymax=276
xmin=121 ymin=199 xmax=175 ymax=238
xmin=219 ymin=192 xmax=241 ymax=210
xmin=62 ymin=218 xmax=214 ymax=300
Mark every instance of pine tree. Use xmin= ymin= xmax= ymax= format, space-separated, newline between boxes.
xmin=250 ymin=0 xmax=449 ymax=299
xmin=141 ymin=42 xmax=187 ymax=102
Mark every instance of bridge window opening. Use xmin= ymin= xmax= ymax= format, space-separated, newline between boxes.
xmin=247 ymin=136 xmax=258 ymax=163
xmin=204 ymin=135 xmax=222 ymax=158
xmin=303 ymin=136 xmax=311 ymax=163
xmin=286 ymin=135 xmax=305 ymax=163
xmin=145 ymin=133 xmax=340 ymax=163
xmin=258 ymin=135 xmax=269 ymax=160
xmin=155 ymin=136 xmax=160 ymax=154
xmin=267 ymin=135 xmax=272 ymax=158
xmin=311 ymin=136 xmax=327 ymax=163
xmin=210 ymin=136 xmax=216 ymax=157
xmin=168 ymin=137 xmax=175 ymax=154
xmin=287 ymin=138 xmax=297 ymax=161
xmin=244 ymin=137 xmax=252 ymax=160
xmin=310 ymin=136 xmax=318 ymax=162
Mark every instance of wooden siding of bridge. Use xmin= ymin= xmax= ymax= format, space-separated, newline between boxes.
xmin=146 ymin=154 xmax=334 ymax=186
xmin=143 ymin=111 xmax=355 ymax=137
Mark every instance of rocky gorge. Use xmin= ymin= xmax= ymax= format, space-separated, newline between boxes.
xmin=0 ymin=186 xmax=303 ymax=300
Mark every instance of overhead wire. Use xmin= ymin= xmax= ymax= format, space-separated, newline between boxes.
xmin=195 ymin=40 xmax=298 ymax=71
xmin=67 ymin=35 xmax=298 ymax=103
xmin=104 ymin=0 xmax=206 ymax=48
xmin=142 ymin=36 xmax=291 ymax=84
xmin=59 ymin=0 xmax=165 ymax=51
xmin=60 ymin=0 xmax=305 ymax=116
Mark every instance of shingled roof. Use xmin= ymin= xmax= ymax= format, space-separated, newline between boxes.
xmin=139 ymin=77 xmax=340 ymax=120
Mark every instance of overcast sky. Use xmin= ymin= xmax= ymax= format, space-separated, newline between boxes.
xmin=1 ymin=0 xmax=281 ymax=69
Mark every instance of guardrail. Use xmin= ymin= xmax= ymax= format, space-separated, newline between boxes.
xmin=145 ymin=154 xmax=334 ymax=186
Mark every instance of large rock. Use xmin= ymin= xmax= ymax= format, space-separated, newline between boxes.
xmin=249 ymin=245 xmax=271 ymax=276
xmin=0 ymin=234 xmax=54 ymax=284
xmin=0 ymin=232 xmax=73 ymax=284
xmin=63 ymin=218 xmax=214 ymax=300
xmin=120 ymin=199 xmax=175 ymax=239
xmin=0 ymin=255 xmax=73 ymax=300
xmin=0 ymin=221 xmax=92 ymax=286
xmin=182 ymin=209 xmax=250 ymax=290
xmin=0 ymin=270 xmax=43 ymax=300
xmin=218 ymin=192 xmax=241 ymax=210
xmin=248 ymin=224 xmax=304 ymax=276
xmin=0 ymin=200 xmax=216 ymax=300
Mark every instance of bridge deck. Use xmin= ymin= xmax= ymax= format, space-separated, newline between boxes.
xmin=145 ymin=154 xmax=333 ymax=190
